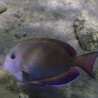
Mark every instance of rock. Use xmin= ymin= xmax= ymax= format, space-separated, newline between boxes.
xmin=73 ymin=18 xmax=98 ymax=51
xmin=73 ymin=0 xmax=98 ymax=51
xmin=0 ymin=87 xmax=19 ymax=98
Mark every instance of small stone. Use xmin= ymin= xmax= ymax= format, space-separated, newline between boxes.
xmin=0 ymin=48 xmax=3 ymax=56
xmin=0 ymin=8 xmax=7 ymax=14
xmin=0 ymin=1 xmax=7 ymax=14
xmin=15 ymin=34 xmax=21 ymax=39
xmin=19 ymin=93 xmax=29 ymax=98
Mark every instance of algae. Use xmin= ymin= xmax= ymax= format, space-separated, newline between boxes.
xmin=0 ymin=73 xmax=20 ymax=93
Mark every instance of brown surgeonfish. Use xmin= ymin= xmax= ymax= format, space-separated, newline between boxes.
xmin=3 ymin=38 xmax=98 ymax=86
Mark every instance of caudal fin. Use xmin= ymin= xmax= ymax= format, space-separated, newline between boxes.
xmin=74 ymin=52 xmax=98 ymax=78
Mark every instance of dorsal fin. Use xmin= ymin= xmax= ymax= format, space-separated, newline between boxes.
xmin=22 ymin=38 xmax=77 ymax=56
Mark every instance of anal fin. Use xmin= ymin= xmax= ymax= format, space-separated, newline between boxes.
xmin=30 ymin=67 xmax=80 ymax=86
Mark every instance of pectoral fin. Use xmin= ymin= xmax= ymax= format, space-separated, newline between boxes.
xmin=22 ymin=70 xmax=30 ymax=81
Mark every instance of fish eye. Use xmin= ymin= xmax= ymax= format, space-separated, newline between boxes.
xmin=11 ymin=53 xmax=16 ymax=59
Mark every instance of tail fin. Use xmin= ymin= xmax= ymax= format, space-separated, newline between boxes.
xmin=74 ymin=52 xmax=98 ymax=78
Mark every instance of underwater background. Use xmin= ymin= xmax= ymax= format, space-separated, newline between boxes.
xmin=0 ymin=0 xmax=98 ymax=98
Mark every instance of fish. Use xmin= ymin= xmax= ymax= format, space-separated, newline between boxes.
xmin=3 ymin=38 xmax=98 ymax=86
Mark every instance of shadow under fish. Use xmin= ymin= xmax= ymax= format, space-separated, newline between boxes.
xmin=3 ymin=38 xmax=98 ymax=87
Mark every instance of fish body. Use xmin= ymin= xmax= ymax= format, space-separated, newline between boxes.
xmin=3 ymin=38 xmax=98 ymax=86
